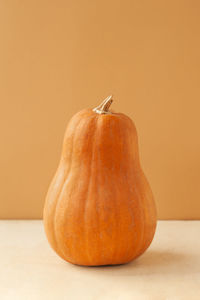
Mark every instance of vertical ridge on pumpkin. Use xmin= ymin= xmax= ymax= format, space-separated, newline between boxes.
xmin=43 ymin=114 xmax=83 ymax=260
xmin=53 ymin=117 xmax=84 ymax=261
xmin=92 ymin=116 xmax=102 ymax=265
xmin=134 ymin=170 xmax=157 ymax=257
xmin=107 ymin=116 xmax=123 ymax=264
xmin=95 ymin=116 xmax=119 ymax=265
xmin=62 ymin=114 xmax=97 ymax=264
xmin=125 ymin=121 xmax=146 ymax=260
xmin=114 ymin=117 xmax=130 ymax=263
xmin=131 ymin=174 xmax=146 ymax=260
xmin=82 ymin=115 xmax=98 ymax=265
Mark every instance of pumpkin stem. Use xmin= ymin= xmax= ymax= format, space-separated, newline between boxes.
xmin=93 ymin=95 xmax=113 ymax=114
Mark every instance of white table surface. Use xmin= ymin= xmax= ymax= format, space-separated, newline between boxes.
xmin=0 ymin=220 xmax=199 ymax=300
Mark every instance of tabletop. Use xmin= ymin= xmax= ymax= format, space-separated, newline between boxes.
xmin=0 ymin=220 xmax=199 ymax=300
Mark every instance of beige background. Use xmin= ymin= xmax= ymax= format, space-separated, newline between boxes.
xmin=0 ymin=0 xmax=200 ymax=219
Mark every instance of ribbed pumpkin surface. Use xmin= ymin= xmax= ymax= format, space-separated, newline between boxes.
xmin=43 ymin=98 xmax=157 ymax=266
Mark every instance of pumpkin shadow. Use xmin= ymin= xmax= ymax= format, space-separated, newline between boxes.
xmin=76 ymin=249 xmax=188 ymax=276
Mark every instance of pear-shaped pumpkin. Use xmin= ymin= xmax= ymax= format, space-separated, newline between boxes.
xmin=43 ymin=96 xmax=157 ymax=266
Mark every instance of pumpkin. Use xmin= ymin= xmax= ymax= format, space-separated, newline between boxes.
xmin=43 ymin=96 xmax=157 ymax=266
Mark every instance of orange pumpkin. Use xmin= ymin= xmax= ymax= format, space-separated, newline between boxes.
xmin=43 ymin=96 xmax=157 ymax=266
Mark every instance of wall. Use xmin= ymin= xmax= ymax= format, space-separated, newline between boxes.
xmin=0 ymin=0 xmax=200 ymax=219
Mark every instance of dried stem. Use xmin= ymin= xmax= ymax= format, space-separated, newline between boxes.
xmin=93 ymin=95 xmax=113 ymax=114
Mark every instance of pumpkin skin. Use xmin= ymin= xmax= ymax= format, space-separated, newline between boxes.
xmin=43 ymin=96 xmax=157 ymax=266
